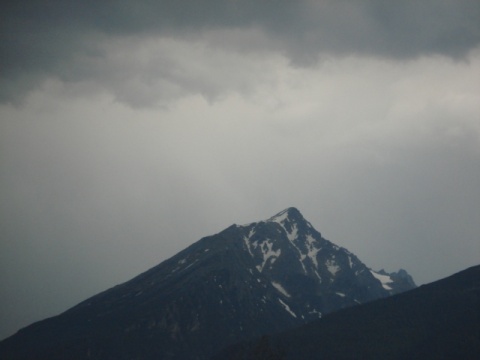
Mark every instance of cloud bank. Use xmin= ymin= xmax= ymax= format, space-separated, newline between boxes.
xmin=2 ymin=0 xmax=480 ymax=105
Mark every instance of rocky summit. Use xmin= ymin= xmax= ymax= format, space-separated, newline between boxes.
xmin=0 ymin=207 xmax=415 ymax=360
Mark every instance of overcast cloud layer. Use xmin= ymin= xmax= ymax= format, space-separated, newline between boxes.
xmin=1 ymin=1 xmax=480 ymax=340
xmin=3 ymin=0 xmax=480 ymax=104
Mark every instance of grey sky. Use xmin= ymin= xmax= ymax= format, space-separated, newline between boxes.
xmin=1 ymin=1 xmax=480 ymax=340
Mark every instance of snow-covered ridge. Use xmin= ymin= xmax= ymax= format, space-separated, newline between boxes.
xmin=238 ymin=208 xmax=295 ymax=228
xmin=268 ymin=208 xmax=291 ymax=224
xmin=267 ymin=207 xmax=314 ymax=229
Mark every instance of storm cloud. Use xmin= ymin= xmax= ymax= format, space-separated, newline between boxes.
xmin=1 ymin=0 xmax=479 ymax=341
xmin=2 ymin=0 xmax=480 ymax=104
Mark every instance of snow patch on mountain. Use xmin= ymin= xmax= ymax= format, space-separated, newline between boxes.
xmin=348 ymin=255 xmax=354 ymax=268
xmin=285 ymin=224 xmax=298 ymax=242
xmin=243 ymin=228 xmax=257 ymax=257
xmin=285 ymin=228 xmax=309 ymax=275
xmin=305 ymin=235 xmax=321 ymax=268
xmin=370 ymin=270 xmax=393 ymax=290
xmin=278 ymin=299 xmax=297 ymax=318
xmin=309 ymin=308 xmax=322 ymax=318
xmin=243 ymin=237 xmax=253 ymax=257
xmin=256 ymin=239 xmax=281 ymax=272
xmin=268 ymin=208 xmax=290 ymax=224
xmin=326 ymin=259 xmax=340 ymax=275
xmin=274 ymin=218 xmax=309 ymax=275
xmin=272 ymin=281 xmax=291 ymax=298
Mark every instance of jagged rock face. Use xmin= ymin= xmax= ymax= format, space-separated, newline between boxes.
xmin=0 ymin=207 xmax=416 ymax=360
xmin=239 ymin=207 xmax=405 ymax=319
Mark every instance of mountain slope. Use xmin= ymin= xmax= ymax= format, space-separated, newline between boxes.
xmin=216 ymin=264 xmax=480 ymax=360
xmin=0 ymin=207 xmax=415 ymax=360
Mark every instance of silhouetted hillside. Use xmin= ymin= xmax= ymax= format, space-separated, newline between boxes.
xmin=215 ymin=265 xmax=480 ymax=359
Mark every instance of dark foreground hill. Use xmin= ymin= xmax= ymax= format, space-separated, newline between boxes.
xmin=0 ymin=207 xmax=415 ymax=360
xmin=215 ymin=264 xmax=480 ymax=360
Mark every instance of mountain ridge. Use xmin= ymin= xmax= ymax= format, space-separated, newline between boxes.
xmin=216 ymin=264 xmax=480 ymax=359
xmin=0 ymin=207 xmax=416 ymax=360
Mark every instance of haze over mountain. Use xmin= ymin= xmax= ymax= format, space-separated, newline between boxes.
xmin=0 ymin=208 xmax=415 ymax=360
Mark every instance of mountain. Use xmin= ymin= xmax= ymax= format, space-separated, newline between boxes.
xmin=0 ymin=207 xmax=415 ymax=360
xmin=216 ymin=265 xmax=480 ymax=360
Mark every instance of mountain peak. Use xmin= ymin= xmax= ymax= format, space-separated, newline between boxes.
xmin=265 ymin=207 xmax=315 ymax=237
xmin=267 ymin=207 xmax=302 ymax=222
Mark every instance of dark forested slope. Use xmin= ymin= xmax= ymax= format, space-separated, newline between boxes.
xmin=216 ymin=264 xmax=480 ymax=360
